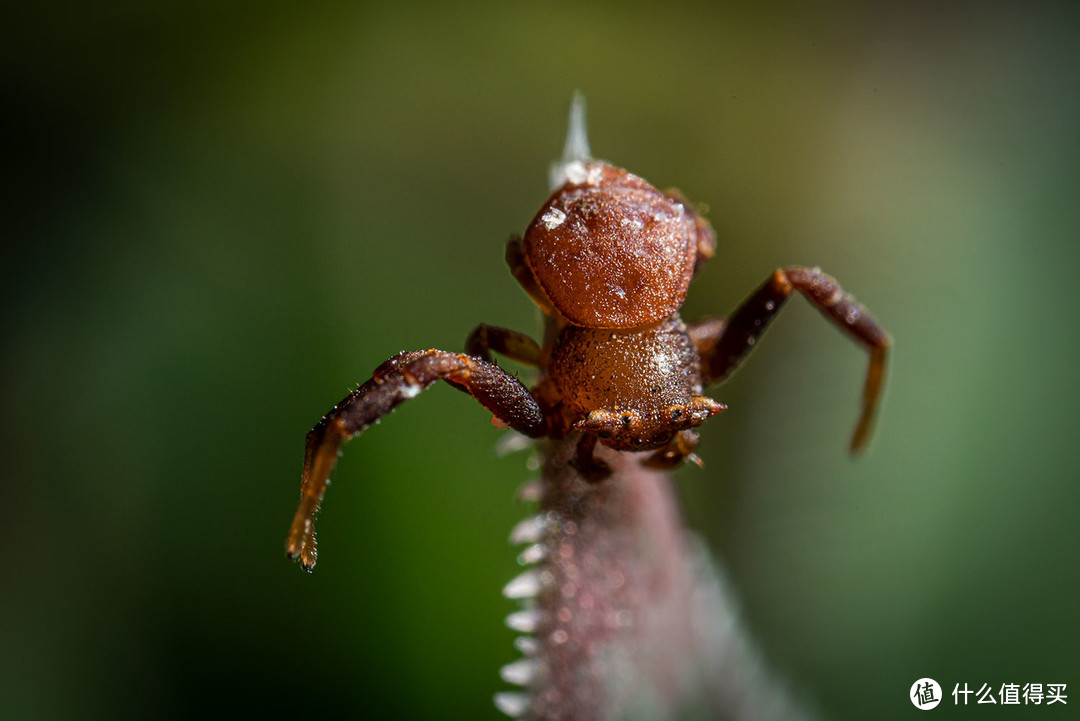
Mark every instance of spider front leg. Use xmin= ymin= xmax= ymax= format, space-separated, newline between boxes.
xmin=570 ymin=427 xmax=704 ymax=482
xmin=505 ymin=235 xmax=556 ymax=316
xmin=643 ymin=430 xmax=704 ymax=470
xmin=286 ymin=349 xmax=545 ymax=571
xmin=691 ymin=266 xmax=891 ymax=453
xmin=465 ymin=324 xmax=542 ymax=366
xmin=570 ymin=432 xmax=611 ymax=482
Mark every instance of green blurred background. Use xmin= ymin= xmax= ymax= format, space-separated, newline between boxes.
xmin=4 ymin=1 xmax=1078 ymax=718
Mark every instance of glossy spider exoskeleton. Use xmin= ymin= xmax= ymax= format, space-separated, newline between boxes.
xmin=286 ymin=107 xmax=890 ymax=572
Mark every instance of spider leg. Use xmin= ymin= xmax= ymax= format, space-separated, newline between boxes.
xmin=465 ymin=324 xmax=542 ymax=366
xmin=569 ymin=433 xmax=611 ymax=482
xmin=691 ymin=266 xmax=890 ymax=453
xmin=643 ymin=430 xmax=704 ymax=470
xmin=286 ymin=349 xmax=545 ymax=571
xmin=506 ymin=235 xmax=556 ymax=316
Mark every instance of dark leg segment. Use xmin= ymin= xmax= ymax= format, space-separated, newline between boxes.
xmin=506 ymin=236 xmax=556 ymax=315
xmin=465 ymin=324 xmax=542 ymax=366
xmin=643 ymin=430 xmax=704 ymax=470
xmin=693 ymin=266 xmax=890 ymax=453
xmin=570 ymin=433 xmax=611 ymax=482
xmin=286 ymin=349 xmax=545 ymax=571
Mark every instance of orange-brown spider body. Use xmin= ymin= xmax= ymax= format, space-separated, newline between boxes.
xmin=518 ymin=161 xmax=724 ymax=464
xmin=286 ymin=154 xmax=890 ymax=571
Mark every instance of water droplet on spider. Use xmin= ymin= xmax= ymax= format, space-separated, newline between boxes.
xmin=651 ymin=352 xmax=673 ymax=374
xmin=541 ymin=207 xmax=566 ymax=229
xmin=765 ymin=300 xmax=775 ymax=311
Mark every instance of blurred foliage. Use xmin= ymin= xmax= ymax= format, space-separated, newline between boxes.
xmin=3 ymin=1 xmax=1079 ymax=719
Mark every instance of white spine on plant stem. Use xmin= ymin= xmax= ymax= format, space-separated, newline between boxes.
xmin=548 ymin=91 xmax=592 ymax=192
